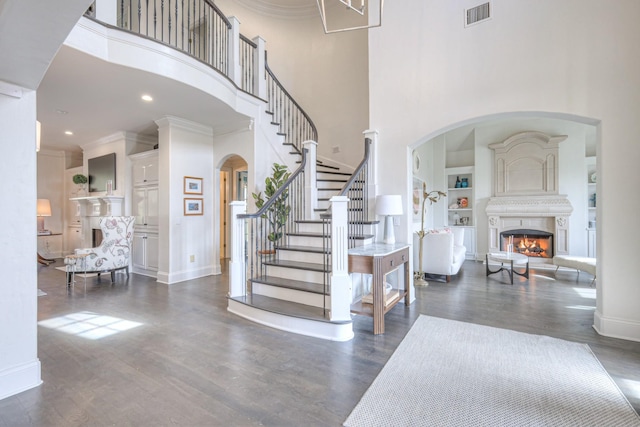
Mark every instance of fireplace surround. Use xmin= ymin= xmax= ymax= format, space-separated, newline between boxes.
xmin=486 ymin=132 xmax=573 ymax=263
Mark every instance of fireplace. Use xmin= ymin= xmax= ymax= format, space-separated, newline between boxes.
xmin=500 ymin=229 xmax=553 ymax=259
xmin=92 ymin=228 xmax=103 ymax=247
xmin=486 ymin=132 xmax=574 ymax=263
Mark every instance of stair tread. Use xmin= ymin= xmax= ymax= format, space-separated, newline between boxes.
xmin=263 ymin=259 xmax=329 ymax=272
xmin=296 ymin=219 xmax=380 ymax=225
xmin=317 ymin=179 xmax=348 ymax=183
xmin=288 ymin=230 xmax=374 ymax=240
xmin=250 ymin=275 xmax=326 ymax=294
xmin=317 ymin=171 xmax=351 ymax=176
xmin=229 ymin=294 xmax=350 ymax=324
xmin=275 ymin=244 xmax=330 ymax=254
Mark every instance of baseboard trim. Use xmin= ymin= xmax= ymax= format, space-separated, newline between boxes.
xmin=593 ymin=310 xmax=640 ymax=343
xmin=156 ymin=266 xmax=214 ymax=284
xmin=0 ymin=359 xmax=42 ymax=401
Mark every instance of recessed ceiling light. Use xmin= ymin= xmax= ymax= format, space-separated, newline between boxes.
xmin=64 ymin=131 xmax=73 ymax=135
xmin=141 ymin=94 xmax=153 ymax=102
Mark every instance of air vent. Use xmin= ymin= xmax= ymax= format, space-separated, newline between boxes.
xmin=465 ymin=2 xmax=491 ymax=27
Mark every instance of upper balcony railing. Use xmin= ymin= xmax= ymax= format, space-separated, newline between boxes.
xmin=86 ymin=0 xmax=317 ymax=146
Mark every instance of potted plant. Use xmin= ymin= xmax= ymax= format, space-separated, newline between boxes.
xmin=252 ymin=163 xmax=291 ymax=253
xmin=72 ymin=174 xmax=88 ymax=195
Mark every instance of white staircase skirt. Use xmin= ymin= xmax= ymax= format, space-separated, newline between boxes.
xmin=227 ymin=299 xmax=354 ymax=342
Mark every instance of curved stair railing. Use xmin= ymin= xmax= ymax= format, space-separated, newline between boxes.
xmin=89 ymin=1 xmax=317 ymax=155
xmin=265 ymin=60 xmax=318 ymax=154
xmin=235 ymin=150 xmax=324 ymax=302
xmin=322 ymin=138 xmax=373 ymax=247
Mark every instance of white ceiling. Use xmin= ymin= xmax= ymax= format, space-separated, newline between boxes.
xmin=37 ymin=44 xmax=244 ymax=153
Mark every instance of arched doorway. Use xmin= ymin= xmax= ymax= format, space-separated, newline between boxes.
xmin=219 ymin=155 xmax=248 ymax=260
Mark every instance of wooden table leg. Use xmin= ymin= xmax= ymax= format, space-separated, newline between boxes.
xmin=373 ymin=257 xmax=384 ymax=335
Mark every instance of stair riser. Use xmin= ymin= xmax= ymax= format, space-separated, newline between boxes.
xmin=317 ymin=172 xmax=349 ymax=180
xmin=296 ymin=223 xmax=326 ymax=234
xmin=265 ymin=265 xmax=326 ymax=283
xmin=252 ymin=283 xmax=327 ymax=308
xmin=277 ymin=250 xmax=327 ymax=264
xmin=287 ymin=235 xmax=326 ymax=247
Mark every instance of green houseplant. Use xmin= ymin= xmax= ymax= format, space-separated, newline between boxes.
xmin=72 ymin=174 xmax=88 ymax=195
xmin=252 ymin=163 xmax=291 ymax=248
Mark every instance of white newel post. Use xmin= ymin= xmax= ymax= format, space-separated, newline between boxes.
xmin=94 ymin=0 xmax=117 ymax=25
xmin=253 ymin=36 xmax=266 ymax=99
xmin=303 ymin=140 xmax=318 ymax=219
xmin=228 ymin=16 xmax=241 ymax=87
xmin=363 ymin=129 xmax=378 ymax=220
xmin=329 ymin=196 xmax=352 ymax=321
xmin=229 ymin=201 xmax=247 ymax=298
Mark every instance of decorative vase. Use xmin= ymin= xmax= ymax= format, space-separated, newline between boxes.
xmin=455 ymin=176 xmax=461 ymax=188
xmin=461 ymin=178 xmax=469 ymax=188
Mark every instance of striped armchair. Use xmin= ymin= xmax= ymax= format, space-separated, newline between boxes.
xmin=64 ymin=216 xmax=135 ymax=286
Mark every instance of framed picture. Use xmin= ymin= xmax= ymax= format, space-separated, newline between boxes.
xmin=184 ymin=176 xmax=203 ymax=195
xmin=184 ymin=198 xmax=203 ymax=215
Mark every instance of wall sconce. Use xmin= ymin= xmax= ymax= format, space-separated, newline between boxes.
xmin=376 ymin=194 xmax=402 ymax=244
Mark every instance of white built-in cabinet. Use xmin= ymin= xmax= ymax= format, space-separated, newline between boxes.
xmin=64 ymin=167 xmax=84 ymax=254
xmin=445 ymin=166 xmax=476 ymax=259
xmin=130 ymin=150 xmax=159 ymax=277
xmin=586 ymin=157 xmax=597 ymax=257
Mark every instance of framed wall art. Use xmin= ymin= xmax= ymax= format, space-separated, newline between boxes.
xmin=184 ymin=176 xmax=203 ymax=194
xmin=184 ymin=198 xmax=203 ymax=215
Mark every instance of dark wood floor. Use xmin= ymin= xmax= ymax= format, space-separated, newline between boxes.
xmin=1 ymin=259 xmax=639 ymax=426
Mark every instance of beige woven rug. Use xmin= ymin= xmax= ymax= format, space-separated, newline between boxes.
xmin=344 ymin=316 xmax=640 ymax=426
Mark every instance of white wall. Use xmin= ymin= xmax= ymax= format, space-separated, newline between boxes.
xmin=37 ymin=149 xmax=66 ymax=257
xmin=370 ymin=0 xmax=640 ymax=341
xmin=215 ymin=0 xmax=369 ymax=166
xmin=0 ymin=89 xmax=42 ymax=400
xmin=156 ymin=117 xmax=216 ymax=284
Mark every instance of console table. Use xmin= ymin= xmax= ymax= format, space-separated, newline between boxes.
xmin=348 ymin=243 xmax=410 ymax=334
xmin=37 ymin=233 xmax=62 ymax=265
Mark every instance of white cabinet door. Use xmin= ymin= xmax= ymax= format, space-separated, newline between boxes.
xmin=132 ymin=233 xmax=147 ymax=270
xmin=145 ymin=187 xmax=159 ymax=227
xmin=132 ymin=154 xmax=159 ymax=185
xmin=145 ymin=233 xmax=159 ymax=270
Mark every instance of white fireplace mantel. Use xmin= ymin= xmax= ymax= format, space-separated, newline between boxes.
xmin=70 ymin=196 xmax=124 ymax=217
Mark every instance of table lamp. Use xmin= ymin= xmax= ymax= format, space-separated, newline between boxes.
xmin=37 ymin=199 xmax=52 ymax=234
xmin=376 ymin=195 xmax=403 ymax=244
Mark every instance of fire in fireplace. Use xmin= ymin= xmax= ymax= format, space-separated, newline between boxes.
xmin=500 ymin=229 xmax=553 ymax=258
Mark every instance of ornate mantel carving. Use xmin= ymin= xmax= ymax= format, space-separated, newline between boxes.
xmin=489 ymin=131 xmax=567 ymax=197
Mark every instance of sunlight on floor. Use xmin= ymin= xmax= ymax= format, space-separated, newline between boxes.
xmin=38 ymin=311 xmax=143 ymax=340
xmin=619 ymin=378 xmax=640 ymax=399
xmin=572 ymin=287 xmax=596 ymax=299
xmin=565 ymin=305 xmax=595 ymax=311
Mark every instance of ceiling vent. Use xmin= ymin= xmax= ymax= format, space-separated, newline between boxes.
xmin=465 ymin=2 xmax=491 ymax=27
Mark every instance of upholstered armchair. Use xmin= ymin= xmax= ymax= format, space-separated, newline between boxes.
xmin=413 ymin=227 xmax=466 ymax=282
xmin=64 ymin=216 xmax=135 ymax=286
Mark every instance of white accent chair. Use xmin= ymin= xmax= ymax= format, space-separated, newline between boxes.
xmin=64 ymin=216 xmax=135 ymax=287
xmin=414 ymin=227 xmax=466 ymax=282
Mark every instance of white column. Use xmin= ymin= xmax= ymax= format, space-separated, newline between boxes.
xmin=95 ymin=0 xmax=117 ymax=26
xmin=229 ymin=201 xmax=247 ymax=297
xmin=227 ymin=16 xmax=241 ymax=87
xmin=0 ymin=88 xmax=42 ymax=400
xmin=303 ymin=140 xmax=317 ymax=219
xmin=363 ymin=129 xmax=378 ymax=221
xmin=329 ymin=196 xmax=352 ymax=321
xmin=253 ymin=36 xmax=266 ymax=99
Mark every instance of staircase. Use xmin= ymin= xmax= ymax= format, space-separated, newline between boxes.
xmin=228 ymin=137 xmax=377 ymax=341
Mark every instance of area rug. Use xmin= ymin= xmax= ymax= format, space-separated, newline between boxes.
xmin=54 ymin=266 xmax=98 ymax=278
xmin=344 ymin=316 xmax=640 ymax=427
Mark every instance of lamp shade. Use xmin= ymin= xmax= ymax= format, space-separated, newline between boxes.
xmin=37 ymin=199 xmax=52 ymax=217
xmin=375 ymin=195 xmax=403 ymax=216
